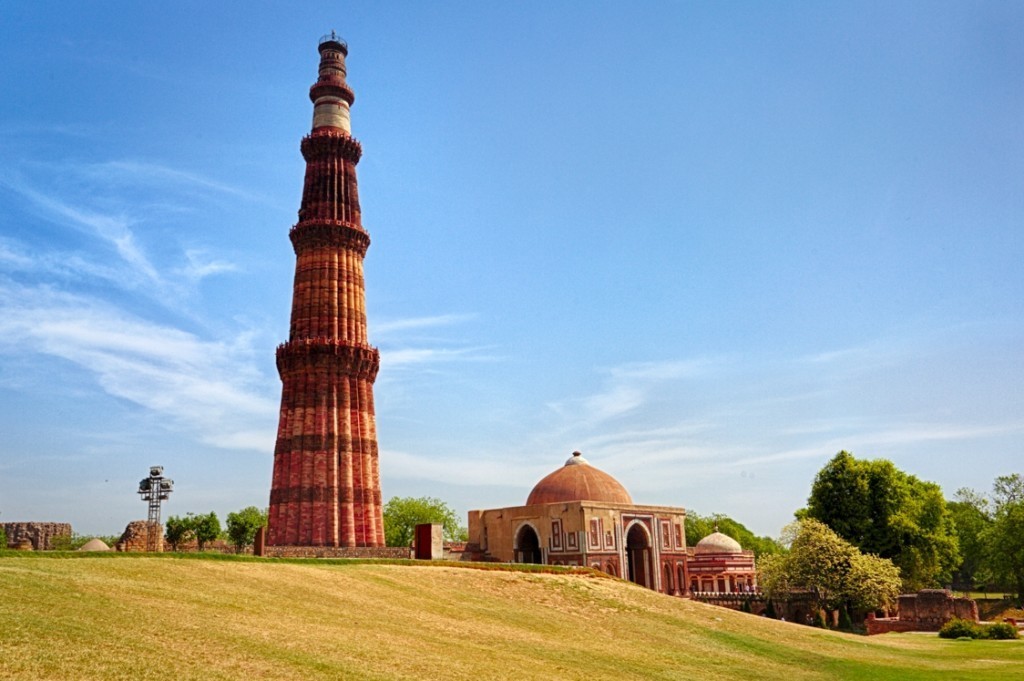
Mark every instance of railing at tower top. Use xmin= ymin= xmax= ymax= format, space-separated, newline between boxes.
xmin=319 ymin=31 xmax=348 ymax=50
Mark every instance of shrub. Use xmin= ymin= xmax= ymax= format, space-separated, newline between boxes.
xmin=939 ymin=618 xmax=982 ymax=639
xmin=984 ymin=622 xmax=1020 ymax=640
xmin=939 ymin=618 xmax=1020 ymax=640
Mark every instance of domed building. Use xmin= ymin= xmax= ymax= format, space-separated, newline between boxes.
xmin=468 ymin=451 xmax=692 ymax=595
xmin=687 ymin=528 xmax=757 ymax=594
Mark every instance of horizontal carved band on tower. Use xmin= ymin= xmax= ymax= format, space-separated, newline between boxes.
xmin=276 ymin=338 xmax=380 ymax=380
xmin=274 ymin=434 xmax=379 ymax=455
xmin=290 ymin=219 xmax=370 ymax=255
xmin=270 ymin=486 xmax=383 ymax=505
xmin=301 ymin=130 xmax=362 ymax=163
xmin=310 ymin=79 xmax=355 ymax=105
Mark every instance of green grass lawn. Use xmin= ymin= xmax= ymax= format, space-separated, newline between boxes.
xmin=1 ymin=553 xmax=1021 ymax=680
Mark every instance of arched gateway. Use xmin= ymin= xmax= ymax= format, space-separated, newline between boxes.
xmin=625 ymin=523 xmax=653 ymax=589
xmin=515 ymin=524 xmax=542 ymax=564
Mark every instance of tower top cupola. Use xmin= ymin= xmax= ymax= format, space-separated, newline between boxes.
xmin=311 ymin=31 xmax=355 ymax=133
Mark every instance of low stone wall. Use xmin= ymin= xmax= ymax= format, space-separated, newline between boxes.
xmin=865 ymin=589 xmax=978 ymax=635
xmin=3 ymin=522 xmax=72 ymax=550
xmin=865 ymin=615 xmax=921 ymax=635
xmin=262 ymin=545 xmax=412 ymax=559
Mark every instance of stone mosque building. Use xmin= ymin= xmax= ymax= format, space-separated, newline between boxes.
xmin=467 ymin=452 xmax=758 ymax=596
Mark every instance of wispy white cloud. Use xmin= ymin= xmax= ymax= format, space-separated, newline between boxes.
xmin=0 ymin=282 xmax=276 ymax=452
xmin=547 ymin=356 xmax=723 ymax=425
xmin=178 ymin=249 xmax=238 ymax=282
xmin=374 ymin=313 xmax=476 ymax=335
xmin=732 ymin=421 xmax=1024 ymax=467
xmin=82 ymin=160 xmax=271 ymax=206
xmin=2 ymin=174 xmax=160 ymax=283
xmin=382 ymin=346 xmax=495 ymax=368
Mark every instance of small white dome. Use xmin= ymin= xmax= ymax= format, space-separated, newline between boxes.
xmin=694 ymin=531 xmax=743 ymax=555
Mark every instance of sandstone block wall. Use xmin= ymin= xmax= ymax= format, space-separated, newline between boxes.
xmin=866 ymin=589 xmax=979 ymax=634
xmin=116 ymin=521 xmax=163 ymax=552
xmin=3 ymin=522 xmax=72 ymax=550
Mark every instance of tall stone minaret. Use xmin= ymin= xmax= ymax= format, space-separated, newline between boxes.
xmin=267 ymin=34 xmax=384 ymax=548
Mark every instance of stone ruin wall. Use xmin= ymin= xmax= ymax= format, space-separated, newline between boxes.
xmin=116 ymin=521 xmax=163 ymax=553
xmin=3 ymin=522 xmax=72 ymax=550
xmin=866 ymin=589 xmax=978 ymax=635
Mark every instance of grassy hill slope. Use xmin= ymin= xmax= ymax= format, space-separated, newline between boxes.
xmin=1 ymin=554 xmax=1021 ymax=680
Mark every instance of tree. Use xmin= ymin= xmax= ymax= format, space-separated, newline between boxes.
xmin=985 ymin=499 xmax=1024 ymax=604
xmin=189 ymin=512 xmax=221 ymax=551
xmin=948 ymin=490 xmax=993 ymax=590
xmin=0 ymin=525 xmax=7 ymax=549
xmin=805 ymin=451 xmax=959 ymax=590
xmin=757 ymin=519 xmax=901 ymax=618
xmin=685 ymin=511 xmax=782 ymax=557
xmin=383 ymin=496 xmax=464 ymax=547
xmin=165 ymin=515 xmax=193 ymax=551
xmin=226 ymin=506 xmax=268 ymax=553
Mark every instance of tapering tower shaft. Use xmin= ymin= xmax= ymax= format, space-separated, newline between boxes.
xmin=268 ymin=35 xmax=384 ymax=547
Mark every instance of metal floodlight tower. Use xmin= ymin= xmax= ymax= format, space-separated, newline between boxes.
xmin=138 ymin=465 xmax=173 ymax=526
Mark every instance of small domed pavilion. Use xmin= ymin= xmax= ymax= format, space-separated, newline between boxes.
xmin=687 ymin=529 xmax=758 ymax=593
xmin=468 ymin=451 xmax=692 ymax=595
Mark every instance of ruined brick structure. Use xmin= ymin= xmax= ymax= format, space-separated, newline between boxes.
xmin=267 ymin=34 xmax=385 ymax=548
xmin=116 ymin=521 xmax=163 ymax=553
xmin=865 ymin=589 xmax=979 ymax=635
xmin=2 ymin=522 xmax=71 ymax=550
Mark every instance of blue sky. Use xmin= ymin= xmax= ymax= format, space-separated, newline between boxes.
xmin=1 ymin=2 xmax=1021 ymax=538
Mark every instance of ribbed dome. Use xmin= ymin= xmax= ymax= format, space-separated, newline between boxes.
xmin=526 ymin=451 xmax=633 ymax=505
xmin=694 ymin=531 xmax=743 ymax=555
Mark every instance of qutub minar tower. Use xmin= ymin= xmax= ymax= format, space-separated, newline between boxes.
xmin=267 ymin=34 xmax=384 ymax=548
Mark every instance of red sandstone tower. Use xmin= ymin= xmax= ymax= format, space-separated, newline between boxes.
xmin=267 ymin=34 xmax=384 ymax=547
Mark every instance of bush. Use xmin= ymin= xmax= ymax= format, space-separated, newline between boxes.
xmin=939 ymin=618 xmax=983 ymax=639
xmin=939 ymin=618 xmax=1020 ymax=640
xmin=984 ymin=622 xmax=1020 ymax=640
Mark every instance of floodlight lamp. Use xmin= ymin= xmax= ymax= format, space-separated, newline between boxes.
xmin=150 ymin=466 xmax=163 ymax=477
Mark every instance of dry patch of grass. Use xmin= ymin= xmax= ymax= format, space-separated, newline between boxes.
xmin=1 ymin=555 xmax=1021 ymax=680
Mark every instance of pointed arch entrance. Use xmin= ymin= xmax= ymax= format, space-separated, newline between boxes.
xmin=515 ymin=524 xmax=542 ymax=564
xmin=625 ymin=523 xmax=653 ymax=589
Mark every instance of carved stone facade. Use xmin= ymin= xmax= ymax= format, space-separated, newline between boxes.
xmin=2 ymin=522 xmax=71 ymax=550
xmin=468 ymin=453 xmax=692 ymax=595
xmin=268 ymin=35 xmax=384 ymax=549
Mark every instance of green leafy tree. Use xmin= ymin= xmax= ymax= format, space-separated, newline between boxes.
xmin=226 ymin=506 xmax=268 ymax=553
xmin=952 ymin=474 xmax=1023 ymax=600
xmin=165 ymin=515 xmax=193 ymax=551
xmin=806 ymin=451 xmax=959 ymax=590
xmin=948 ymin=489 xmax=993 ymax=590
xmin=0 ymin=525 xmax=6 ymax=549
xmin=685 ymin=512 xmax=782 ymax=557
xmin=755 ymin=553 xmax=791 ymax=604
xmin=189 ymin=512 xmax=221 ymax=551
xmin=758 ymin=519 xmax=901 ymax=617
xmin=383 ymin=496 xmax=464 ymax=547
xmin=984 ymin=491 xmax=1024 ymax=604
